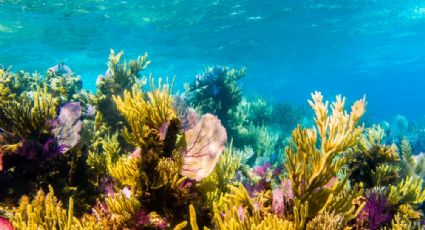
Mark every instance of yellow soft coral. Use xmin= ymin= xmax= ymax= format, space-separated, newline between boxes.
xmin=107 ymin=156 xmax=141 ymax=191
xmin=0 ymin=87 xmax=57 ymax=161
xmin=284 ymin=92 xmax=366 ymax=223
xmin=154 ymin=156 xmax=186 ymax=189
xmin=197 ymin=142 xmax=243 ymax=204
xmin=6 ymin=186 xmax=100 ymax=230
xmin=306 ymin=211 xmax=343 ymax=230
xmin=212 ymin=183 xmax=294 ymax=230
xmin=105 ymin=192 xmax=141 ymax=226
xmin=113 ymin=78 xmax=176 ymax=150
xmin=0 ymin=86 xmax=57 ymax=140
xmin=388 ymin=176 xmax=425 ymax=206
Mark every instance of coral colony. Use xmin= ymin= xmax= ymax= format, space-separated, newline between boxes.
xmin=1 ymin=50 xmax=425 ymax=229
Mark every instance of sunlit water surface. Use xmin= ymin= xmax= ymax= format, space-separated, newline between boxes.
xmin=1 ymin=0 xmax=425 ymax=121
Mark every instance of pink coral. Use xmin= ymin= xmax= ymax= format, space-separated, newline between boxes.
xmin=129 ymin=147 xmax=142 ymax=159
xmin=0 ymin=216 xmax=13 ymax=230
xmin=135 ymin=210 xmax=150 ymax=226
xmin=272 ymin=188 xmax=284 ymax=216
xmin=158 ymin=121 xmax=170 ymax=141
xmin=280 ymin=179 xmax=294 ymax=201
xmin=180 ymin=113 xmax=227 ymax=181
xmin=237 ymin=205 xmax=246 ymax=221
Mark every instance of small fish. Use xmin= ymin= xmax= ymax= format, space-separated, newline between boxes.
xmin=246 ymin=16 xmax=262 ymax=21
xmin=48 ymin=63 xmax=72 ymax=76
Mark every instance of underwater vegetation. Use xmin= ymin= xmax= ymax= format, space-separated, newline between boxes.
xmin=1 ymin=50 xmax=425 ymax=230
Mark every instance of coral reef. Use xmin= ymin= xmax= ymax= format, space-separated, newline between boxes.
xmin=2 ymin=51 xmax=425 ymax=229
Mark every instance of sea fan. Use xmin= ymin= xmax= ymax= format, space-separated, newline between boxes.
xmin=50 ymin=102 xmax=83 ymax=153
xmin=180 ymin=113 xmax=227 ymax=181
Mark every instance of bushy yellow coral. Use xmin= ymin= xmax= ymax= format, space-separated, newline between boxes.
xmin=113 ymin=78 xmax=176 ymax=150
xmin=388 ymin=176 xmax=425 ymax=206
xmin=388 ymin=214 xmax=414 ymax=230
xmin=6 ymin=186 xmax=100 ymax=230
xmin=87 ymin=133 xmax=122 ymax=186
xmin=306 ymin=211 xmax=343 ymax=230
xmin=105 ymin=192 xmax=141 ymax=226
xmin=106 ymin=50 xmax=150 ymax=90
xmin=321 ymin=183 xmax=365 ymax=225
xmin=154 ymin=156 xmax=186 ymax=189
xmin=0 ymin=87 xmax=57 ymax=141
xmin=212 ymin=183 xmax=294 ymax=230
xmin=107 ymin=156 xmax=141 ymax=191
xmin=346 ymin=125 xmax=400 ymax=188
xmin=284 ymin=92 xmax=366 ymax=222
xmin=0 ymin=87 xmax=57 ymax=159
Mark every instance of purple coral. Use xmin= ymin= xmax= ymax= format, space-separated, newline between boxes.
xmin=180 ymin=113 xmax=227 ymax=181
xmin=50 ymin=102 xmax=83 ymax=153
xmin=15 ymin=136 xmax=64 ymax=160
xmin=135 ymin=210 xmax=150 ymax=226
xmin=244 ymin=162 xmax=278 ymax=196
xmin=253 ymin=162 xmax=271 ymax=178
xmin=358 ymin=192 xmax=394 ymax=230
xmin=136 ymin=211 xmax=169 ymax=229
xmin=100 ymin=176 xmax=115 ymax=197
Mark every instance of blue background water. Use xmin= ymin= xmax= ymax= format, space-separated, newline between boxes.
xmin=0 ymin=0 xmax=424 ymax=122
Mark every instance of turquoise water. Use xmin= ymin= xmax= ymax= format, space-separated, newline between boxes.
xmin=1 ymin=0 xmax=425 ymax=120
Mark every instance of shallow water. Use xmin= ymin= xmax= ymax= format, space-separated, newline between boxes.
xmin=3 ymin=2 xmax=425 ymax=229
xmin=1 ymin=0 xmax=425 ymax=120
